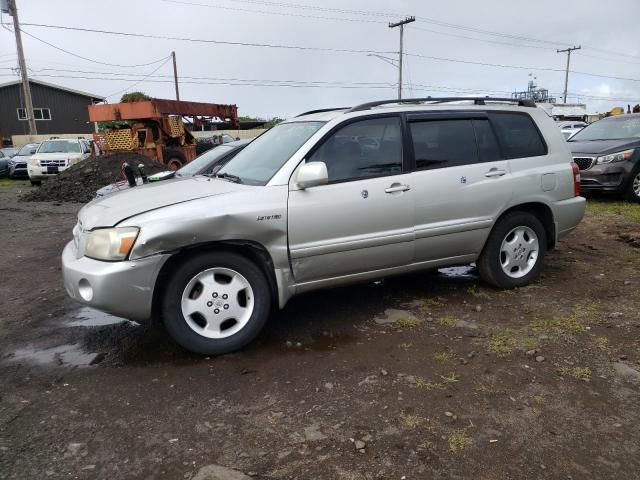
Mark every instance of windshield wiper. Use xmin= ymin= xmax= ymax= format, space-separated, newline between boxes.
xmin=214 ymin=172 xmax=243 ymax=183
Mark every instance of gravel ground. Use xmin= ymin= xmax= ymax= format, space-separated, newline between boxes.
xmin=0 ymin=181 xmax=639 ymax=480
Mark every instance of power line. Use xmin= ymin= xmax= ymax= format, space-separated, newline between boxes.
xmin=17 ymin=27 xmax=172 ymax=68
xmin=17 ymin=22 xmax=395 ymax=55
xmin=14 ymin=22 xmax=640 ymax=84
xmin=103 ymin=56 xmax=173 ymax=99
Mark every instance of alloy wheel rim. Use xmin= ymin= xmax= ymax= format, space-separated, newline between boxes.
xmin=181 ymin=267 xmax=254 ymax=339
xmin=499 ymin=226 xmax=539 ymax=279
xmin=633 ymin=173 xmax=640 ymax=197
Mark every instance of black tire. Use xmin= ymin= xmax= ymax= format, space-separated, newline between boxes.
xmin=478 ymin=211 xmax=547 ymax=289
xmin=162 ymin=149 xmax=186 ymax=170
xmin=623 ymin=165 xmax=640 ymax=203
xmin=30 ymin=180 xmax=41 ymax=186
xmin=161 ymin=251 xmax=271 ymax=355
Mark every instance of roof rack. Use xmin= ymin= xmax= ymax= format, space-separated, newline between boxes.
xmin=296 ymin=107 xmax=349 ymax=117
xmin=347 ymin=97 xmax=537 ymax=113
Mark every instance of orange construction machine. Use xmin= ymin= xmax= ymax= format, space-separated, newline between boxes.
xmin=88 ymin=99 xmax=239 ymax=169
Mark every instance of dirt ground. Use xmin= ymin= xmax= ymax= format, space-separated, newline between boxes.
xmin=1 ymin=179 xmax=639 ymax=480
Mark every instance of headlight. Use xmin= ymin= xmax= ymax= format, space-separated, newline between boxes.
xmin=85 ymin=227 xmax=139 ymax=261
xmin=595 ymin=149 xmax=634 ymax=164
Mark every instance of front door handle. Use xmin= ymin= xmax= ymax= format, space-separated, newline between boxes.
xmin=485 ymin=168 xmax=507 ymax=178
xmin=385 ymin=184 xmax=411 ymax=194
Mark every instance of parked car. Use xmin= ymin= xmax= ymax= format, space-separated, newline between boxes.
xmin=557 ymin=121 xmax=587 ymax=140
xmin=27 ymin=138 xmax=91 ymax=185
xmin=8 ymin=143 xmax=40 ymax=179
xmin=195 ymin=133 xmax=241 ymax=155
xmin=0 ymin=151 xmax=7 ymax=178
xmin=568 ymin=113 xmax=640 ymax=201
xmin=62 ymin=97 xmax=585 ymax=355
xmin=0 ymin=147 xmax=19 ymax=158
xmin=95 ymin=140 xmax=250 ymax=197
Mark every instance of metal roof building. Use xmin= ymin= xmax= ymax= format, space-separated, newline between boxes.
xmin=0 ymin=79 xmax=104 ymax=145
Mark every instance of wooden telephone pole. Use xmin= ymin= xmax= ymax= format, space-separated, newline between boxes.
xmin=4 ymin=0 xmax=37 ymax=134
xmin=389 ymin=16 xmax=415 ymax=101
xmin=557 ymin=45 xmax=581 ymax=104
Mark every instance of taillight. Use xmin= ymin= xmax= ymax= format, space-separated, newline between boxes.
xmin=571 ymin=162 xmax=580 ymax=197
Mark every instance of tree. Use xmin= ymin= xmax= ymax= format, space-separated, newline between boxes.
xmin=120 ymin=92 xmax=151 ymax=103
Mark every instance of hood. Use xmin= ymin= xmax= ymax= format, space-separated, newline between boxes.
xmin=568 ymin=139 xmax=640 ymax=156
xmin=30 ymin=152 xmax=83 ymax=162
xmin=79 ymin=176 xmax=248 ymax=229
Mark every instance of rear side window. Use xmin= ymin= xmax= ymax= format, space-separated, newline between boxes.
xmin=472 ymin=119 xmax=501 ymax=162
xmin=410 ymin=119 xmax=478 ymax=170
xmin=489 ymin=112 xmax=546 ymax=159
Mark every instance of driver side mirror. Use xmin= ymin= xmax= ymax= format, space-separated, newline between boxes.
xmin=296 ymin=161 xmax=328 ymax=189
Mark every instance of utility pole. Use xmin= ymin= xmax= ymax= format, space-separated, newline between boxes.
xmin=171 ymin=51 xmax=180 ymax=101
xmin=4 ymin=0 xmax=37 ymax=134
xmin=557 ymin=45 xmax=581 ymax=104
xmin=388 ymin=16 xmax=415 ymax=101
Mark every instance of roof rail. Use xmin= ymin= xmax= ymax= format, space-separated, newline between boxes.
xmin=296 ymin=107 xmax=349 ymax=117
xmin=347 ymin=97 xmax=537 ymax=112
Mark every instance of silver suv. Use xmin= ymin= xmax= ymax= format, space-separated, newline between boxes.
xmin=62 ymin=97 xmax=586 ymax=355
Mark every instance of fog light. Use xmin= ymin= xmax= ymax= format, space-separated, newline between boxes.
xmin=78 ymin=279 xmax=93 ymax=301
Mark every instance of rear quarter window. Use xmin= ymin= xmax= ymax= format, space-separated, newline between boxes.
xmin=489 ymin=112 xmax=547 ymax=159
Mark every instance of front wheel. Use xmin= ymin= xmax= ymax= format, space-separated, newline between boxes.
xmin=624 ymin=167 xmax=640 ymax=203
xmin=161 ymin=251 xmax=271 ymax=355
xmin=478 ymin=212 xmax=547 ymax=289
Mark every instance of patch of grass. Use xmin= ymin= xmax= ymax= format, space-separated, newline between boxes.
xmin=593 ymin=336 xmax=611 ymax=352
xmin=439 ymin=372 xmax=460 ymax=385
xmin=423 ymin=297 xmax=447 ymax=308
xmin=437 ymin=315 xmax=458 ymax=327
xmin=413 ymin=376 xmax=442 ymax=389
xmin=0 ymin=178 xmax=19 ymax=186
xmin=557 ymin=365 xmax=592 ymax=379
xmin=466 ymin=285 xmax=490 ymax=299
xmin=533 ymin=394 xmax=545 ymax=404
xmin=402 ymin=414 xmax=422 ymax=429
xmin=418 ymin=439 xmax=433 ymax=450
xmin=394 ymin=317 xmax=419 ymax=329
xmin=447 ymin=430 xmax=473 ymax=453
xmin=521 ymin=336 xmax=541 ymax=351
xmin=433 ymin=351 xmax=452 ymax=364
xmin=399 ymin=342 xmax=413 ymax=350
xmin=587 ymin=200 xmax=640 ymax=222
xmin=488 ymin=331 xmax=517 ymax=357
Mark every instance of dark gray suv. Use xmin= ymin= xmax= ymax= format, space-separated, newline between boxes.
xmin=568 ymin=114 xmax=640 ymax=201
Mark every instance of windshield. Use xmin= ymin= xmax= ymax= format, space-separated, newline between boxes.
xmin=38 ymin=140 xmax=80 ymax=154
xmin=177 ymin=144 xmax=238 ymax=176
xmin=217 ymin=121 xmax=325 ymax=185
xmin=569 ymin=116 xmax=640 ymax=141
xmin=18 ymin=144 xmax=38 ymax=156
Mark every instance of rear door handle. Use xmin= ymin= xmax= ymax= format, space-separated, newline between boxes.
xmin=385 ymin=184 xmax=411 ymax=193
xmin=484 ymin=168 xmax=507 ymax=178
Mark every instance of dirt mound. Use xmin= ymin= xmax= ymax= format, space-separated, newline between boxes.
xmin=22 ymin=153 xmax=167 ymax=204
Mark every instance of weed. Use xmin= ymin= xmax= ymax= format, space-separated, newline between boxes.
xmin=433 ymin=351 xmax=452 ymax=364
xmin=402 ymin=414 xmax=422 ymax=428
xmin=448 ymin=430 xmax=473 ymax=453
xmin=394 ymin=317 xmax=419 ymax=329
xmin=488 ymin=331 xmax=517 ymax=356
xmin=418 ymin=439 xmax=433 ymax=450
xmin=533 ymin=394 xmax=545 ymax=404
xmin=439 ymin=372 xmax=460 ymax=385
xmin=593 ymin=336 xmax=611 ymax=352
xmin=557 ymin=365 xmax=592 ymax=379
xmin=437 ymin=315 xmax=458 ymax=327
xmin=399 ymin=342 xmax=413 ymax=350
xmin=423 ymin=297 xmax=447 ymax=308
xmin=466 ymin=285 xmax=490 ymax=299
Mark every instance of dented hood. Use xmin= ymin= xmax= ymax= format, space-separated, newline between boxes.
xmin=78 ymin=176 xmax=247 ymax=229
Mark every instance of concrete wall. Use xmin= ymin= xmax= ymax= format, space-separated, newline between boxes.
xmin=12 ymin=129 xmax=266 ymax=147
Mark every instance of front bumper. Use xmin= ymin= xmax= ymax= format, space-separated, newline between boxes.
xmin=553 ymin=196 xmax=586 ymax=239
xmin=8 ymin=163 xmax=27 ymax=178
xmin=62 ymin=241 xmax=170 ymax=322
xmin=579 ymin=162 xmax=634 ymax=192
xmin=27 ymin=164 xmax=70 ymax=181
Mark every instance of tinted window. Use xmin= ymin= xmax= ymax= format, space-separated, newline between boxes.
xmin=308 ymin=116 xmax=402 ymax=183
xmin=490 ymin=113 xmax=546 ymax=158
xmin=410 ymin=119 xmax=477 ymax=170
xmin=473 ymin=119 xmax=501 ymax=162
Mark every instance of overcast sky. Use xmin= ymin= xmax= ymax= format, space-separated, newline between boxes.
xmin=1 ymin=0 xmax=639 ymax=118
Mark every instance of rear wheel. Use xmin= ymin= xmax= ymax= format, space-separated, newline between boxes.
xmin=161 ymin=251 xmax=271 ymax=355
xmin=624 ymin=167 xmax=640 ymax=203
xmin=162 ymin=149 xmax=185 ymax=170
xmin=478 ymin=211 xmax=547 ymax=289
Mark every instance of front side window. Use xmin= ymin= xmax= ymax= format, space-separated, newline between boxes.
xmin=410 ymin=119 xmax=478 ymax=170
xmin=489 ymin=112 xmax=546 ymax=159
xmin=217 ymin=121 xmax=324 ymax=185
xmin=18 ymin=144 xmax=38 ymax=156
xmin=307 ymin=116 xmax=403 ymax=183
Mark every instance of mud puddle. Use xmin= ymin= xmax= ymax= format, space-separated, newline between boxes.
xmin=6 ymin=344 xmax=102 ymax=367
